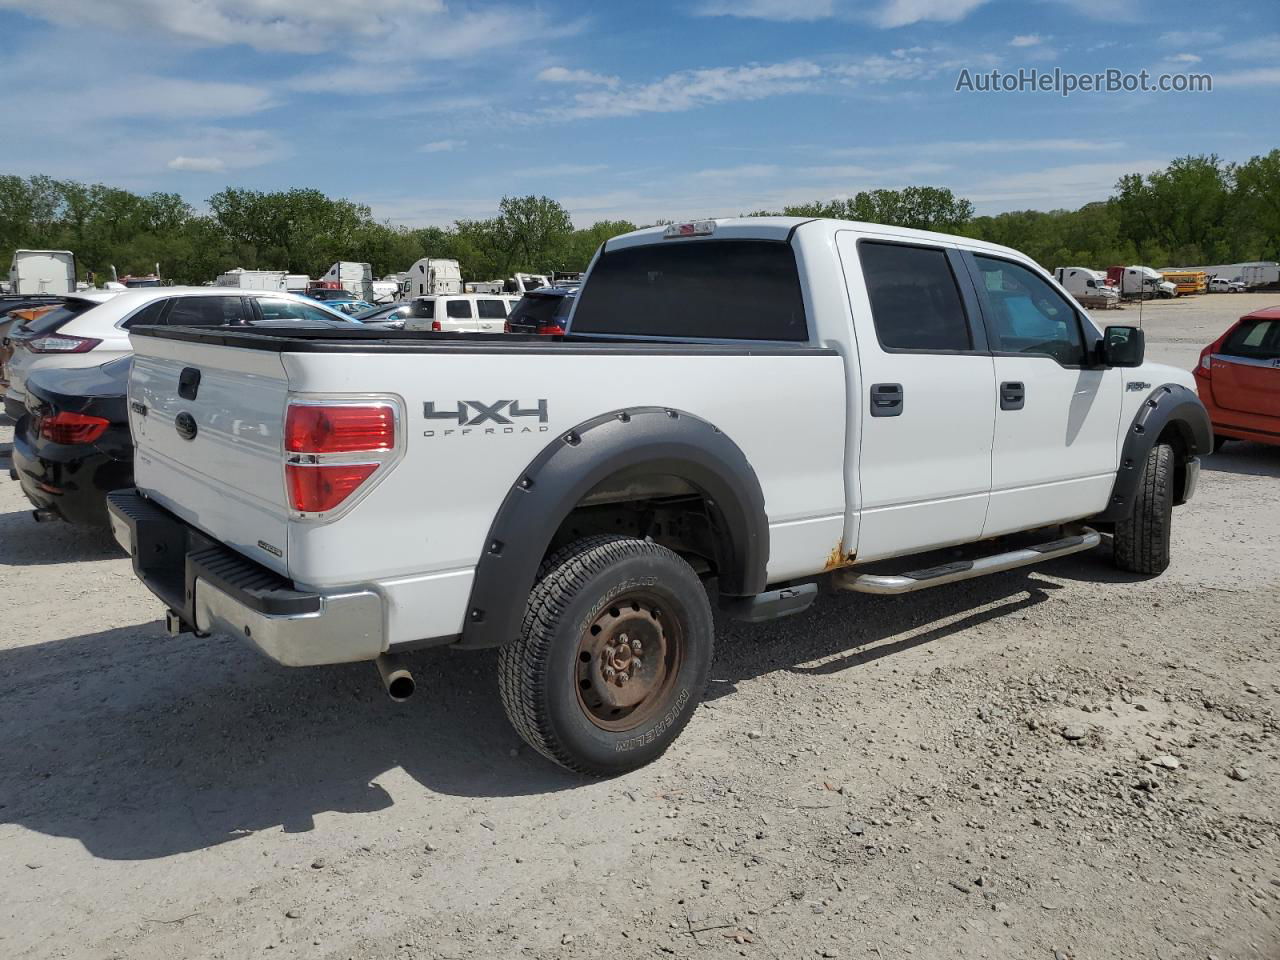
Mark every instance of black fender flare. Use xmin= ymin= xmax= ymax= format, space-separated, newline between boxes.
xmin=457 ymin=406 xmax=768 ymax=649
xmin=1094 ymin=383 xmax=1212 ymax=522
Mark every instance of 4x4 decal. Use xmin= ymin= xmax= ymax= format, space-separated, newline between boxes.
xmin=424 ymin=400 xmax=549 ymax=426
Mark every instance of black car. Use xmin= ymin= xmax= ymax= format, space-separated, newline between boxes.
xmin=505 ymin=286 xmax=576 ymax=335
xmin=11 ymin=356 xmax=132 ymax=526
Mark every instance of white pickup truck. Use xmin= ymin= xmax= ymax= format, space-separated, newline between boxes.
xmin=107 ymin=217 xmax=1212 ymax=775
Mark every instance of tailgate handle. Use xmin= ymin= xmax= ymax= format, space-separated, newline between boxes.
xmin=178 ymin=367 xmax=201 ymax=401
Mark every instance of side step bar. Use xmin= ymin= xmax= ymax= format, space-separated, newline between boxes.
xmin=834 ymin=527 xmax=1101 ymax=596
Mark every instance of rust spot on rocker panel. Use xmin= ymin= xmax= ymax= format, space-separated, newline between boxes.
xmin=825 ymin=538 xmax=857 ymax=571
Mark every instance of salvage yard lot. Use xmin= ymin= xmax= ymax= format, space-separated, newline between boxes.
xmin=1 ymin=295 xmax=1278 ymax=960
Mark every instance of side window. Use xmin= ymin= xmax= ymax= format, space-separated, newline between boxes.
xmin=973 ymin=256 xmax=1086 ymax=365
xmin=446 ymin=299 xmax=473 ymax=319
xmin=122 ymin=298 xmax=169 ymax=328
xmin=1223 ymin=320 xmax=1280 ymax=360
xmin=252 ymin=298 xmax=343 ymax=324
xmin=165 ymin=296 xmax=247 ymax=327
xmin=476 ymin=299 xmax=506 ymax=319
xmin=858 ymin=241 xmax=971 ymax=352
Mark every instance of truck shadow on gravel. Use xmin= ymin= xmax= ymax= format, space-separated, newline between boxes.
xmin=0 ymin=550 xmax=1142 ymax=862
xmin=0 ymin=509 xmax=124 ymax=566
xmin=0 ymin=624 xmax=575 ymax=861
xmin=705 ymin=567 xmax=1066 ymax=698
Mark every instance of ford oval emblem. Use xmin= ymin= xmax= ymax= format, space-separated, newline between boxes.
xmin=175 ymin=412 xmax=198 ymax=441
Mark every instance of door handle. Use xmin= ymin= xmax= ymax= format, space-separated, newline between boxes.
xmin=870 ymin=383 xmax=904 ymax=417
xmin=1000 ymin=381 xmax=1025 ymax=411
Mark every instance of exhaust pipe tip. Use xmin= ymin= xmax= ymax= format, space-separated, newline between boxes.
xmin=375 ymin=655 xmax=415 ymax=702
xmin=32 ymin=508 xmax=58 ymax=523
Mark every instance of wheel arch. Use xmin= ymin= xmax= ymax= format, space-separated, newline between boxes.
xmin=1094 ymin=383 xmax=1212 ymax=522
xmin=457 ymin=406 xmax=769 ymax=649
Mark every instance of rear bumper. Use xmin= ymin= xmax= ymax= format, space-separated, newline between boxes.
xmin=107 ymin=489 xmax=385 ymax=667
xmin=12 ymin=426 xmax=131 ymax=526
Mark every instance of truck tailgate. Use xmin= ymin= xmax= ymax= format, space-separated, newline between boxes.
xmin=129 ymin=334 xmax=292 ymax=575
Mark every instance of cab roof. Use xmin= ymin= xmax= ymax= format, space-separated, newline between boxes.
xmin=604 ymin=216 xmax=1028 ymax=261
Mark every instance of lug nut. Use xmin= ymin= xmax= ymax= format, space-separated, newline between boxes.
xmin=604 ymin=667 xmax=616 ymax=680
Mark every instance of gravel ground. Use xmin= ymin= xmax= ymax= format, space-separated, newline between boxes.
xmin=1 ymin=293 xmax=1278 ymax=960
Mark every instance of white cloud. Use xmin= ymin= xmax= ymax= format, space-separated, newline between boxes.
xmin=167 ymin=156 xmax=226 ymax=173
xmin=562 ymin=60 xmax=822 ymax=119
xmin=1009 ymin=34 xmax=1042 ymax=47
xmin=959 ymin=160 xmax=1164 ymax=209
xmin=288 ymin=64 xmax=420 ymax=95
xmin=1216 ymin=35 xmax=1280 ymax=59
xmin=692 ymin=0 xmax=834 ymax=20
xmin=511 ymin=163 xmax=610 ymax=177
xmin=874 ymin=0 xmax=989 ymax=27
xmin=1166 ymin=52 xmax=1201 ymax=64
xmin=19 ymin=76 xmax=274 ymax=122
xmin=1158 ymin=30 xmax=1221 ymax=46
xmin=0 ymin=0 xmax=443 ymax=52
xmin=1214 ymin=68 xmax=1280 ymax=88
xmin=537 ymin=66 xmax=619 ymax=87
xmin=419 ymin=139 xmax=466 ymax=153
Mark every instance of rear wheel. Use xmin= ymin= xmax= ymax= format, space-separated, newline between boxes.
xmin=498 ymin=536 xmax=714 ymax=775
xmin=1113 ymin=442 xmax=1174 ymax=575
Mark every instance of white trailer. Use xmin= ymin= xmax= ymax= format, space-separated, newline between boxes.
xmin=8 ymin=250 xmax=76 ymax=295
xmin=215 ymin=268 xmax=288 ymax=291
xmin=1238 ymin=262 xmax=1280 ymax=289
xmin=322 ymin=262 xmax=375 ymax=301
xmin=285 ymin=274 xmax=310 ymax=293
xmin=405 ymin=258 xmax=463 ymax=298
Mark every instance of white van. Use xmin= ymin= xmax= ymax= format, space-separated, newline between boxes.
xmin=401 ymin=294 xmax=517 ymax=333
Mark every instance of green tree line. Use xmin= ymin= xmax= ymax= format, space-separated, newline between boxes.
xmin=2 ymin=150 xmax=1276 ymax=286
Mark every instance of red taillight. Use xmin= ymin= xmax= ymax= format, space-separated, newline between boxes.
xmin=431 ymin=320 xmax=442 ymax=332
xmin=286 ymin=463 xmax=378 ymax=513
xmin=24 ymin=335 xmax=102 ymax=354
xmin=285 ymin=404 xmax=394 ymax=454
xmin=39 ymin=411 xmax=110 ymax=444
xmin=1196 ymin=346 xmax=1213 ymax=377
xmin=503 ymin=320 xmax=512 ymax=333
xmin=537 ymin=322 xmax=565 ymax=336
xmin=284 ymin=402 xmax=397 ymax=514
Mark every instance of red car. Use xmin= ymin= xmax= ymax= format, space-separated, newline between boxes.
xmin=1195 ymin=306 xmax=1280 ymax=449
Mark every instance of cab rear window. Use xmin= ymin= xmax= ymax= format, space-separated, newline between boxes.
xmin=571 ymin=239 xmax=808 ymax=341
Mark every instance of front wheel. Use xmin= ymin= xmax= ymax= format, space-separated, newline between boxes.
xmin=1113 ymin=443 xmax=1174 ymax=575
xmin=498 ymin=536 xmax=714 ymax=775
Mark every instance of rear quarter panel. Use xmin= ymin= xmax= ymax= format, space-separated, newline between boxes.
xmin=282 ymin=348 xmax=847 ymax=640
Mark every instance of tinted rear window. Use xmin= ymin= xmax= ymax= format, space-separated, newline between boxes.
xmin=477 ymin=299 xmax=507 ymax=319
xmin=571 ymin=239 xmax=807 ymax=341
xmin=409 ymin=299 xmax=435 ymax=319
xmin=1224 ymin=319 xmax=1280 ymax=360
xmin=860 ymin=242 xmax=971 ymax=352
xmin=508 ymin=294 xmax=564 ymax=327
xmin=19 ymin=300 xmax=97 ymax=336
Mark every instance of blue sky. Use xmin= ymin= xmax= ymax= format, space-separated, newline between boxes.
xmin=1 ymin=0 xmax=1277 ymax=227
